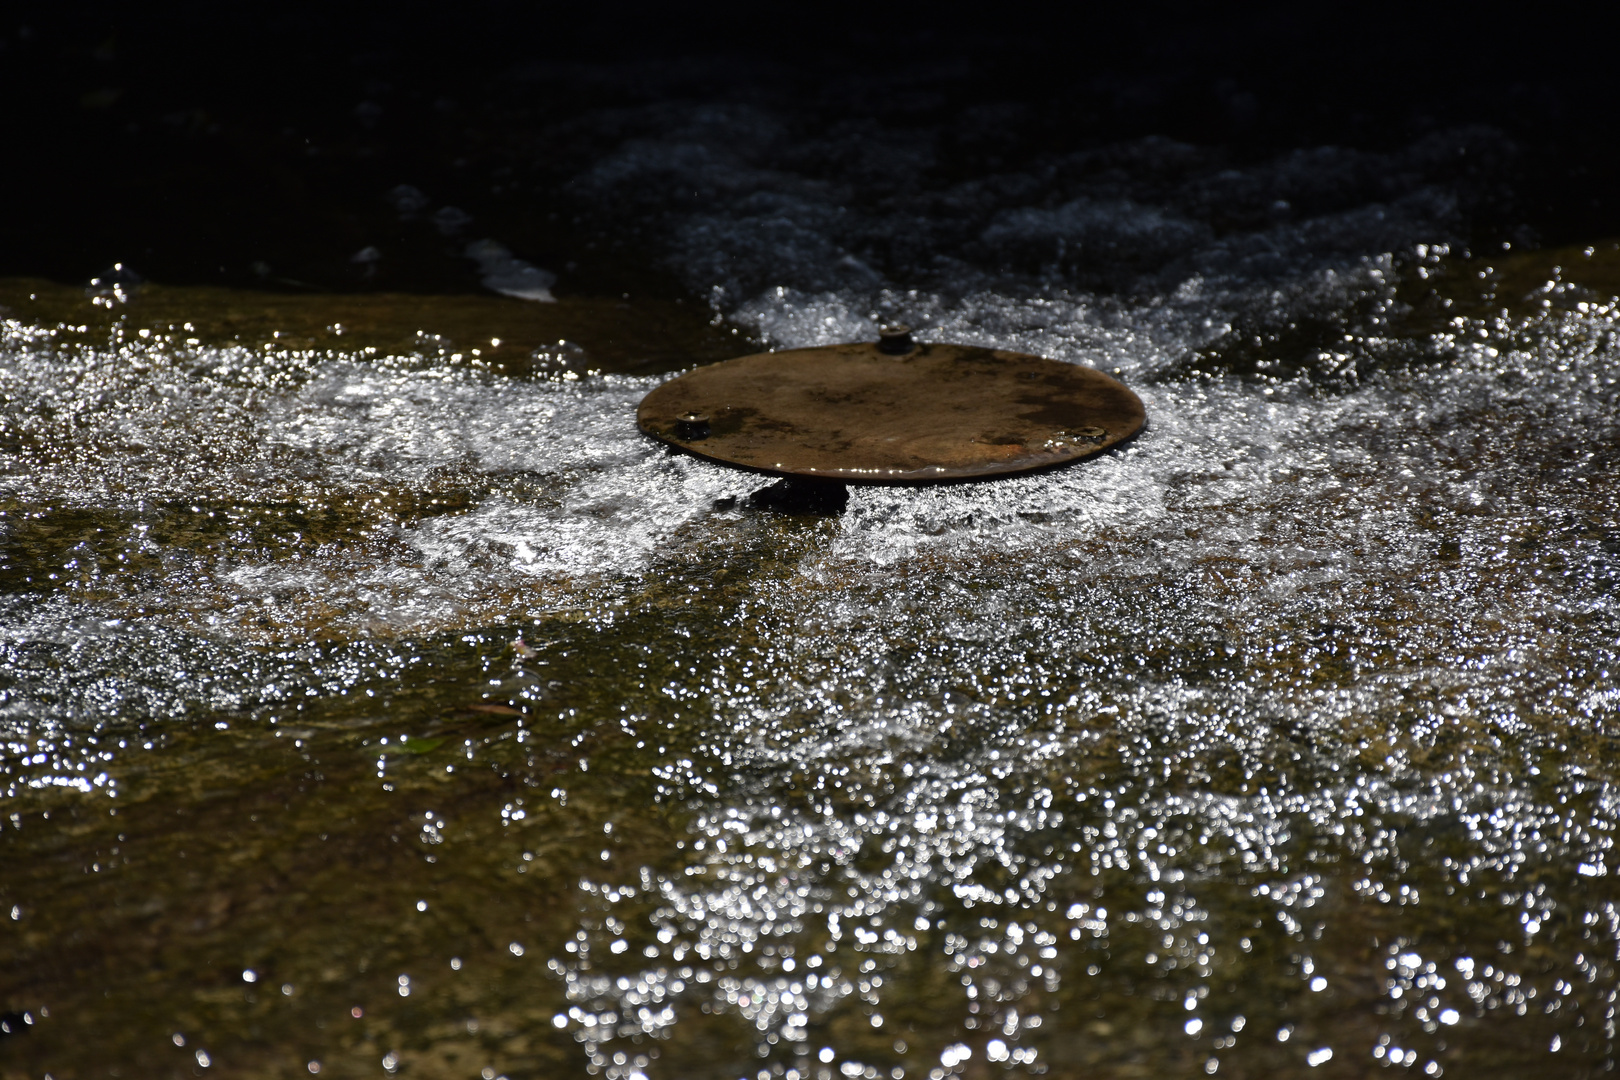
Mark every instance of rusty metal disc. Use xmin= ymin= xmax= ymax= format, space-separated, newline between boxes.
xmin=636 ymin=336 xmax=1145 ymax=484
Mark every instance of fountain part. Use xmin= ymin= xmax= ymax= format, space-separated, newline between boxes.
xmin=637 ymin=335 xmax=1145 ymax=483
xmin=878 ymin=324 xmax=916 ymax=354
xmin=674 ymin=411 xmax=711 ymax=440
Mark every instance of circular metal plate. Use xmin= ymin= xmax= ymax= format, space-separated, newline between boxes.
xmin=637 ymin=341 xmax=1145 ymax=483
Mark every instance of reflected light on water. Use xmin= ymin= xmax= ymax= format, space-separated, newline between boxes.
xmin=3 ymin=122 xmax=1620 ymax=1078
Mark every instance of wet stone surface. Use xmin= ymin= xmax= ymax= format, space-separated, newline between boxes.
xmin=3 ymin=85 xmax=1620 ymax=1080
xmin=2 ymin=238 xmax=1618 ymax=1079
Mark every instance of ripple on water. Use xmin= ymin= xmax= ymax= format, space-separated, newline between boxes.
xmin=2 ymin=141 xmax=1620 ymax=1076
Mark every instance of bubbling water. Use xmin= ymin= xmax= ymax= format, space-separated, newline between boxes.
xmin=2 ymin=122 xmax=1619 ymax=1077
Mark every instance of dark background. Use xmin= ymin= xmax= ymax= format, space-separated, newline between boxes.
xmin=2 ymin=0 xmax=1615 ymax=298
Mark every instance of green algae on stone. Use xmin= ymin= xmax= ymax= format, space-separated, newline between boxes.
xmin=0 ymin=277 xmax=752 ymax=378
xmin=4 ymin=246 xmax=1620 ymax=1079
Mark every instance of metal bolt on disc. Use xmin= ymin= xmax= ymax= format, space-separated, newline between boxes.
xmin=636 ymin=338 xmax=1145 ymax=484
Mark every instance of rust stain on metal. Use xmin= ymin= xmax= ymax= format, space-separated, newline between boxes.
xmin=636 ymin=341 xmax=1145 ymax=483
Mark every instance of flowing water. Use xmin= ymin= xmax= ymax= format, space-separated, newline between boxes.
xmin=3 ymin=108 xmax=1619 ymax=1080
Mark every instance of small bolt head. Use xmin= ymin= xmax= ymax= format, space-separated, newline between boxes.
xmin=674 ymin=412 xmax=711 ymax=439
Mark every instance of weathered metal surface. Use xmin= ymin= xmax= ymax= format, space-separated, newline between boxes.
xmin=637 ymin=340 xmax=1145 ymax=483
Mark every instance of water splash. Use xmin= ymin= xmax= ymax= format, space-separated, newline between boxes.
xmin=2 ymin=122 xmax=1619 ymax=1077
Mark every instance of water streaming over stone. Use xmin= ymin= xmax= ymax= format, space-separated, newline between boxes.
xmin=2 ymin=116 xmax=1618 ymax=1079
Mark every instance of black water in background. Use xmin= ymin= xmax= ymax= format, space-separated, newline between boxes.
xmin=7 ymin=7 xmax=1620 ymax=1080
xmin=1 ymin=1 xmax=1616 ymax=298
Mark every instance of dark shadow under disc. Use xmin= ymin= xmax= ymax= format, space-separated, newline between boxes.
xmin=637 ymin=340 xmax=1145 ymax=484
